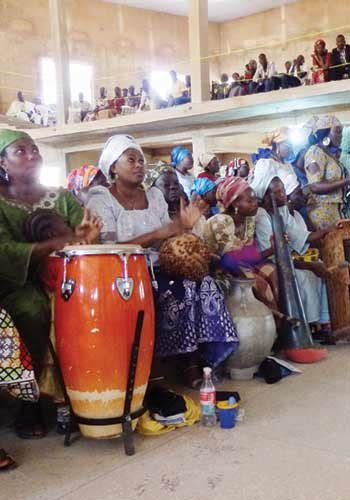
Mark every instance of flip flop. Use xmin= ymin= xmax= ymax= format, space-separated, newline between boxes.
xmin=0 ymin=449 xmax=17 ymax=471
xmin=14 ymin=416 xmax=46 ymax=440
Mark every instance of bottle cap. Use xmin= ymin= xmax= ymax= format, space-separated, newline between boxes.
xmin=203 ymin=367 xmax=212 ymax=376
xmin=217 ymin=400 xmax=239 ymax=410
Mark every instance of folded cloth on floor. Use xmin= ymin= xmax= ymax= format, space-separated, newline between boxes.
xmin=152 ymin=413 xmax=186 ymax=425
xmin=145 ymin=386 xmax=187 ymax=417
xmin=137 ymin=395 xmax=200 ymax=436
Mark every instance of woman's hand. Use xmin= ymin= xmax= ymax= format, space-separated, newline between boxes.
xmin=75 ymin=208 xmax=102 ymax=244
xmin=179 ymin=195 xmax=206 ymax=230
xmin=306 ymin=261 xmax=330 ymax=279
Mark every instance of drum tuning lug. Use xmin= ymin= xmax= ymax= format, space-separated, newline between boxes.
xmin=116 ymin=277 xmax=134 ymax=301
xmin=61 ymin=279 xmax=76 ymax=301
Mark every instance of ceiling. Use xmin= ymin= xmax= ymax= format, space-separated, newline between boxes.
xmin=103 ymin=0 xmax=300 ymax=23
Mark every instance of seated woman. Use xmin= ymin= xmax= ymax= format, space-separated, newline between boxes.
xmin=144 ymin=164 xmax=211 ymax=236
xmin=143 ymin=163 xmax=182 ymax=219
xmin=0 ymin=129 xmax=97 ymax=438
xmin=250 ymin=166 xmax=332 ymax=330
xmin=311 ymin=40 xmax=331 ymax=84
xmin=203 ymin=176 xmax=279 ymax=314
xmin=191 ymin=177 xmax=219 ymax=218
xmin=304 ymin=115 xmax=348 ymax=229
xmin=170 ymin=146 xmax=195 ymax=200
xmin=197 ymin=153 xmax=220 ymax=181
xmin=87 ymin=135 xmax=238 ymax=388
xmin=67 ymin=165 xmax=107 ymax=206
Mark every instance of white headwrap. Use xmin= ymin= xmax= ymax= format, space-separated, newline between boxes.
xmin=282 ymin=174 xmax=299 ymax=196
xmin=250 ymin=157 xmax=299 ymax=198
xmin=249 ymin=159 xmax=280 ymax=199
xmin=98 ymin=134 xmax=144 ymax=180
xmin=199 ymin=152 xmax=216 ymax=170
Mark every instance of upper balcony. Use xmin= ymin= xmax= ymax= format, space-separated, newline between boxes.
xmin=27 ymin=80 xmax=350 ymax=155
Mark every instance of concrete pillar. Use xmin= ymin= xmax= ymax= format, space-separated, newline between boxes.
xmin=49 ymin=0 xmax=71 ymax=125
xmin=192 ymin=132 xmax=208 ymax=175
xmin=188 ymin=0 xmax=210 ymax=103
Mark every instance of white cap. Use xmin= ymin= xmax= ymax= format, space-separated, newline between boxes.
xmin=203 ymin=367 xmax=212 ymax=375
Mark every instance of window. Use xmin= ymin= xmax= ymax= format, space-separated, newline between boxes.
xmin=150 ymin=70 xmax=186 ymax=101
xmin=40 ymin=165 xmax=62 ymax=187
xmin=40 ymin=58 xmax=57 ymax=105
xmin=40 ymin=57 xmax=93 ymax=105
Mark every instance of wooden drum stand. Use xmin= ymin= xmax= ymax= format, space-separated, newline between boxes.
xmin=322 ymin=220 xmax=350 ymax=331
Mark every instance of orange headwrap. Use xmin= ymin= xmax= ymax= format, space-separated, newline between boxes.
xmin=217 ymin=176 xmax=250 ymax=209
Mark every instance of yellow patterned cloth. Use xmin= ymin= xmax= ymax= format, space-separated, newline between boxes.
xmin=136 ymin=395 xmax=200 ymax=436
xmin=304 ymin=145 xmax=344 ymax=229
xmin=292 ymin=248 xmax=320 ymax=262
xmin=203 ymin=213 xmax=255 ymax=256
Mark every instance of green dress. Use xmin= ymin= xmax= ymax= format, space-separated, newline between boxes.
xmin=0 ymin=188 xmax=83 ymax=376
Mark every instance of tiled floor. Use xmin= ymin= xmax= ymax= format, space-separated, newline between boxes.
xmin=2 ymin=345 xmax=350 ymax=500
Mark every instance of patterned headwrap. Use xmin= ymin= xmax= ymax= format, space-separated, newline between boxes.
xmin=0 ymin=129 xmax=31 ymax=155
xmin=216 ymin=176 xmax=250 ymax=209
xmin=99 ymin=134 xmax=144 ymax=181
xmin=303 ymin=115 xmax=319 ymax=136
xmin=170 ymin=146 xmax=192 ymax=167
xmin=314 ymin=115 xmax=341 ymax=132
xmin=67 ymin=165 xmax=99 ymax=195
xmin=143 ymin=162 xmax=174 ymax=190
xmin=198 ymin=152 xmax=216 ymax=170
xmin=191 ymin=177 xmax=216 ymax=197
xmin=262 ymin=127 xmax=290 ymax=147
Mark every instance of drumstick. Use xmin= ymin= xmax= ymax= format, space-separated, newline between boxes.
xmin=269 ymin=308 xmax=301 ymax=326
xmin=326 ymin=261 xmax=350 ymax=272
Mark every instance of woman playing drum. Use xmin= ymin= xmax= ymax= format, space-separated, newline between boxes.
xmin=87 ymin=135 xmax=238 ymax=389
xmin=0 ymin=129 xmax=99 ymax=438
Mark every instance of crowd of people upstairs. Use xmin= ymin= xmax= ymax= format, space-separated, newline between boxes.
xmin=4 ymin=34 xmax=350 ymax=127
xmin=212 ymin=34 xmax=350 ymax=98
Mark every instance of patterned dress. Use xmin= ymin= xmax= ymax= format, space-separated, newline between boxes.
xmin=203 ymin=214 xmax=279 ymax=312
xmin=0 ymin=308 xmax=38 ymax=401
xmin=87 ymin=186 xmax=238 ymax=368
xmin=304 ymin=145 xmax=344 ymax=229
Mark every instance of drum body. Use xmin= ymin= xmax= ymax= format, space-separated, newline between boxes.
xmin=44 ymin=245 xmax=155 ymax=439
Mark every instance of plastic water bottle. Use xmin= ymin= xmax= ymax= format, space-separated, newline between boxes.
xmin=200 ymin=367 xmax=216 ymax=427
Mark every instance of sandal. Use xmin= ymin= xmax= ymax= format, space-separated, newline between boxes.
xmin=14 ymin=416 xmax=46 ymax=440
xmin=183 ymin=365 xmax=203 ymax=390
xmin=0 ymin=449 xmax=17 ymax=471
xmin=15 ymin=402 xmax=46 ymax=440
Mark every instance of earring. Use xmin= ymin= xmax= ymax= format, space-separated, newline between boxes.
xmin=234 ymin=207 xmax=239 ymax=215
xmin=322 ymin=136 xmax=331 ymax=147
xmin=0 ymin=167 xmax=9 ymax=185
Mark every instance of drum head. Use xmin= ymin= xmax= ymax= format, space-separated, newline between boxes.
xmin=54 ymin=244 xmax=146 ymax=257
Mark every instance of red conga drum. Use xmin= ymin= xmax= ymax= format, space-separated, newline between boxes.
xmin=43 ymin=244 xmax=155 ymax=439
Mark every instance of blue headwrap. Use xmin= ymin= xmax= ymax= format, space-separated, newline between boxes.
xmin=191 ymin=177 xmax=216 ymax=196
xmin=251 ymin=148 xmax=272 ymax=165
xmin=171 ymin=146 xmax=191 ymax=167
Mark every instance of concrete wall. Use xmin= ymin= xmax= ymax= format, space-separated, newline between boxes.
xmin=1 ymin=0 xmax=348 ymax=114
xmin=219 ymin=0 xmax=350 ymax=76
xmin=0 ymin=0 xmax=220 ymax=113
